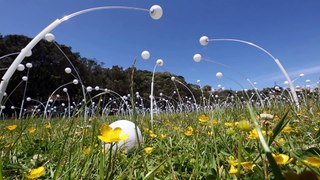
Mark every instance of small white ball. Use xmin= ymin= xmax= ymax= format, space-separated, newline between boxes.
xmin=17 ymin=64 xmax=25 ymax=71
xmin=156 ymin=59 xmax=164 ymax=66
xmin=63 ymin=88 xmax=68 ymax=92
xmin=141 ymin=50 xmax=150 ymax=60
xmin=171 ymin=76 xmax=175 ymax=81
xmin=193 ymin=54 xmax=202 ymax=62
xmin=86 ymin=86 xmax=92 ymax=92
xmin=299 ymin=73 xmax=304 ymax=77
xmin=65 ymin=67 xmax=72 ymax=74
xmin=26 ymin=97 xmax=31 ymax=101
xmin=95 ymin=86 xmax=100 ymax=91
xmin=216 ymin=72 xmax=223 ymax=79
xmin=199 ymin=36 xmax=209 ymax=46
xmin=73 ymin=79 xmax=79 ymax=85
xmin=26 ymin=63 xmax=32 ymax=68
xmin=22 ymin=76 xmax=28 ymax=81
xmin=45 ymin=33 xmax=55 ymax=42
xmin=149 ymin=5 xmax=163 ymax=20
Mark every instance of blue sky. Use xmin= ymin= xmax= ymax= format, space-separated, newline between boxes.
xmin=1 ymin=0 xmax=320 ymax=90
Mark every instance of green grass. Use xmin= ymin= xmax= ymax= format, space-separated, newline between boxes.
xmin=0 ymin=103 xmax=320 ymax=179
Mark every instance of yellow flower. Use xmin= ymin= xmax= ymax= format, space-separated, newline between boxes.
xmin=224 ymin=122 xmax=234 ymax=127
xmin=4 ymin=143 xmax=13 ymax=148
xmin=0 ymin=135 xmax=5 ymax=140
xmin=272 ymin=154 xmax=293 ymax=165
xmin=6 ymin=124 xmax=17 ymax=131
xmin=184 ymin=126 xmax=193 ymax=136
xmin=25 ymin=166 xmax=45 ymax=179
xmin=209 ymin=119 xmax=220 ymax=126
xmin=198 ymin=114 xmax=209 ymax=123
xmin=28 ymin=127 xmax=37 ymax=134
xmin=82 ymin=147 xmax=91 ymax=155
xmin=44 ymin=123 xmax=51 ymax=129
xmin=144 ymin=147 xmax=153 ymax=154
xmin=237 ymin=120 xmax=251 ymax=132
xmin=207 ymin=131 xmax=213 ymax=136
xmin=283 ymin=126 xmax=293 ymax=133
xmin=241 ymin=162 xmax=255 ymax=171
xmin=227 ymin=156 xmax=238 ymax=166
xmin=159 ymin=134 xmax=167 ymax=139
xmin=173 ymin=126 xmax=180 ymax=131
xmin=303 ymin=157 xmax=320 ymax=168
xmin=98 ymin=124 xmax=128 ymax=143
xmin=149 ymin=130 xmax=157 ymax=138
xmin=229 ymin=165 xmax=238 ymax=175
xmin=247 ymin=129 xmax=259 ymax=140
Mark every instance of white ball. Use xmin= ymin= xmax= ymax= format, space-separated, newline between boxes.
xmin=107 ymin=120 xmax=143 ymax=151
xmin=65 ymin=67 xmax=72 ymax=74
xmin=149 ymin=5 xmax=163 ymax=20
xmin=22 ymin=76 xmax=28 ymax=81
xmin=156 ymin=59 xmax=164 ymax=66
xmin=171 ymin=76 xmax=175 ymax=81
xmin=216 ymin=72 xmax=223 ymax=79
xmin=86 ymin=86 xmax=92 ymax=92
xmin=193 ymin=54 xmax=202 ymax=62
xmin=45 ymin=33 xmax=55 ymax=42
xmin=17 ymin=64 xmax=25 ymax=71
xmin=73 ymin=79 xmax=79 ymax=85
xmin=299 ymin=73 xmax=304 ymax=77
xmin=141 ymin=50 xmax=150 ymax=60
xmin=199 ymin=36 xmax=209 ymax=46
xmin=95 ymin=86 xmax=100 ymax=91
xmin=63 ymin=88 xmax=68 ymax=92
xmin=26 ymin=63 xmax=33 ymax=68
xmin=26 ymin=97 xmax=31 ymax=101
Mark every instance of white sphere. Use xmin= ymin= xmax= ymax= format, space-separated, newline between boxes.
xmin=65 ymin=67 xmax=72 ymax=74
xmin=22 ymin=76 xmax=28 ymax=81
xmin=45 ymin=33 xmax=55 ymax=42
xmin=149 ymin=5 xmax=163 ymax=20
xmin=95 ymin=86 xmax=100 ymax=91
xmin=216 ymin=72 xmax=223 ymax=79
xmin=299 ymin=73 xmax=305 ymax=77
xmin=156 ymin=59 xmax=164 ymax=66
xmin=193 ymin=53 xmax=202 ymax=62
xmin=26 ymin=63 xmax=32 ymax=68
xmin=107 ymin=120 xmax=143 ymax=151
xmin=171 ymin=76 xmax=175 ymax=81
xmin=196 ymin=80 xmax=200 ymax=83
xmin=141 ymin=50 xmax=150 ymax=60
xmin=26 ymin=97 xmax=31 ymax=101
xmin=284 ymin=81 xmax=289 ymax=85
xmin=73 ymin=79 xmax=79 ymax=85
xmin=17 ymin=64 xmax=25 ymax=71
xmin=217 ymin=84 xmax=222 ymax=88
xmin=86 ymin=86 xmax=92 ymax=92
xmin=63 ymin=88 xmax=68 ymax=92
xmin=199 ymin=36 xmax=209 ymax=46
xmin=306 ymin=79 xmax=311 ymax=83
xmin=11 ymin=106 xmax=15 ymax=110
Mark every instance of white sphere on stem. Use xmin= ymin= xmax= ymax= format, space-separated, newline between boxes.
xmin=17 ymin=64 xmax=25 ymax=71
xmin=26 ymin=97 xmax=31 ymax=101
xmin=196 ymin=80 xmax=200 ymax=83
xmin=284 ymin=81 xmax=289 ymax=85
xmin=11 ymin=106 xmax=15 ymax=110
xmin=149 ymin=5 xmax=163 ymax=20
xmin=171 ymin=76 xmax=175 ymax=81
xmin=86 ymin=86 xmax=93 ymax=92
xmin=141 ymin=50 xmax=150 ymax=60
xmin=306 ymin=79 xmax=311 ymax=83
xmin=65 ymin=67 xmax=72 ymax=74
xmin=63 ymin=88 xmax=68 ymax=92
xmin=299 ymin=73 xmax=304 ymax=77
xmin=45 ymin=33 xmax=55 ymax=42
xmin=95 ymin=86 xmax=100 ymax=91
xmin=22 ymin=76 xmax=28 ymax=81
xmin=216 ymin=72 xmax=223 ymax=79
xmin=73 ymin=79 xmax=79 ymax=85
xmin=156 ymin=59 xmax=164 ymax=66
xmin=199 ymin=36 xmax=209 ymax=46
xmin=26 ymin=63 xmax=32 ymax=68
xmin=193 ymin=54 xmax=202 ymax=62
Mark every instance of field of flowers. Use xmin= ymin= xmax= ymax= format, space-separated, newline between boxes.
xmin=1 ymin=100 xmax=320 ymax=179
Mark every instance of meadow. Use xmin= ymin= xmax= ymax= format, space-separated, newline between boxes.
xmin=1 ymin=94 xmax=319 ymax=179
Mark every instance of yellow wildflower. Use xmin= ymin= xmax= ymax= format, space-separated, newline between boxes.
xmin=44 ymin=123 xmax=51 ymax=129
xmin=82 ymin=147 xmax=91 ymax=155
xmin=237 ymin=120 xmax=251 ymax=132
xmin=198 ymin=114 xmax=209 ymax=123
xmin=229 ymin=165 xmax=238 ymax=175
xmin=224 ymin=122 xmax=234 ymax=127
xmin=6 ymin=124 xmax=17 ymax=131
xmin=144 ymin=147 xmax=153 ymax=154
xmin=98 ymin=124 xmax=128 ymax=143
xmin=25 ymin=166 xmax=45 ymax=179
xmin=209 ymin=119 xmax=220 ymax=126
xmin=28 ymin=127 xmax=37 ymax=134
xmin=0 ymin=135 xmax=5 ymax=140
xmin=303 ymin=157 xmax=320 ymax=168
xmin=241 ymin=162 xmax=255 ymax=171
xmin=227 ymin=156 xmax=237 ymax=166
xmin=159 ymin=134 xmax=167 ymax=139
xmin=272 ymin=154 xmax=293 ymax=165
xmin=247 ymin=129 xmax=259 ymax=140
xmin=283 ymin=126 xmax=293 ymax=133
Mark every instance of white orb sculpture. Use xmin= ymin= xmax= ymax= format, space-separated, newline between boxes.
xmin=95 ymin=86 xmax=100 ymax=91
xmin=73 ymin=79 xmax=79 ymax=85
xmin=63 ymin=88 xmax=68 ymax=92
xmin=26 ymin=97 xmax=31 ymax=101
xmin=193 ymin=54 xmax=202 ymax=62
xmin=171 ymin=76 xmax=175 ymax=81
xmin=22 ymin=76 xmax=28 ymax=81
xmin=108 ymin=120 xmax=143 ymax=151
xmin=156 ymin=59 xmax=164 ymax=66
xmin=199 ymin=36 xmax=209 ymax=46
xmin=299 ymin=73 xmax=304 ymax=77
xmin=216 ymin=72 xmax=223 ymax=79
xmin=45 ymin=33 xmax=55 ymax=42
xmin=141 ymin=50 xmax=150 ymax=60
xmin=17 ymin=64 xmax=25 ymax=71
xmin=86 ymin=86 xmax=93 ymax=92
xmin=26 ymin=63 xmax=33 ymax=68
xmin=65 ymin=67 xmax=72 ymax=74
xmin=149 ymin=5 xmax=163 ymax=20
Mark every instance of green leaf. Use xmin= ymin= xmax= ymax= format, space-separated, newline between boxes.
xmin=268 ymin=110 xmax=290 ymax=146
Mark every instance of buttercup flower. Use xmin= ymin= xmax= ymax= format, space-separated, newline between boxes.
xmin=98 ymin=124 xmax=128 ymax=143
xmin=272 ymin=154 xmax=293 ymax=165
xmin=229 ymin=165 xmax=238 ymax=175
xmin=241 ymin=162 xmax=255 ymax=171
xmin=159 ymin=134 xmax=167 ymax=139
xmin=144 ymin=147 xmax=153 ymax=154
xmin=198 ymin=114 xmax=209 ymax=123
xmin=282 ymin=126 xmax=293 ymax=133
xmin=28 ymin=127 xmax=37 ymax=134
xmin=82 ymin=147 xmax=91 ymax=155
xmin=25 ymin=166 xmax=45 ymax=179
xmin=44 ymin=123 xmax=51 ymax=129
xmin=184 ymin=126 xmax=193 ymax=136
xmin=6 ymin=124 xmax=17 ymax=131
xmin=302 ymin=156 xmax=320 ymax=168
